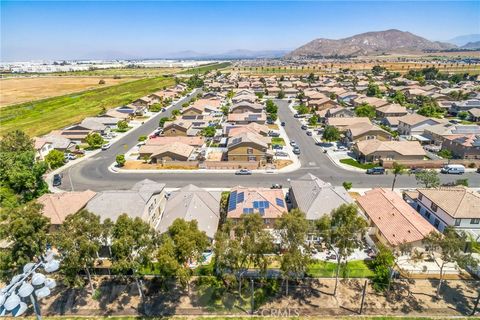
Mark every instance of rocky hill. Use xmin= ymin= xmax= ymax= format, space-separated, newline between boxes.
xmin=286 ymin=29 xmax=456 ymax=58
xmin=461 ymin=41 xmax=480 ymax=50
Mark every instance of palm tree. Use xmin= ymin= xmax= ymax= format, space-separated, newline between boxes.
xmin=391 ymin=162 xmax=406 ymax=190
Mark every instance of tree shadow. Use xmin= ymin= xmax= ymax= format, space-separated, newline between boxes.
xmin=139 ymin=277 xmax=183 ymax=316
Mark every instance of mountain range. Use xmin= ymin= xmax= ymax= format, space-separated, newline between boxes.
xmin=447 ymin=34 xmax=480 ymax=46
xmin=286 ymin=29 xmax=459 ymax=58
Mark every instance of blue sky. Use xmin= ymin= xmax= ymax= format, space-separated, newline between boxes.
xmin=1 ymin=1 xmax=479 ymax=61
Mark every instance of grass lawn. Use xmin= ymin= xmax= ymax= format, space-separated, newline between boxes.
xmin=340 ymin=158 xmax=378 ymax=170
xmin=307 ymin=260 xmax=374 ymax=278
xmin=1 ymin=67 xmax=182 ymax=78
xmin=271 ymin=137 xmax=285 ymax=146
xmin=0 ymin=77 xmax=174 ymax=137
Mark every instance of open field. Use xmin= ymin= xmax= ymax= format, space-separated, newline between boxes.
xmin=179 ymin=62 xmax=232 ymax=74
xmin=0 ymin=67 xmax=183 ymax=78
xmin=0 ymin=77 xmax=138 ymax=107
xmin=0 ymin=76 xmax=174 ymax=137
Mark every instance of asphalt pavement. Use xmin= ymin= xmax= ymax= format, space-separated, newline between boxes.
xmin=58 ymin=98 xmax=480 ymax=191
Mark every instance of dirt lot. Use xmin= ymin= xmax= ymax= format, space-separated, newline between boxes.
xmin=0 ymin=76 xmax=135 ymax=107
xmin=37 ymin=276 xmax=479 ymax=317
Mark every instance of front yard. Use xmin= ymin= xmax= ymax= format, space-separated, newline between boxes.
xmin=271 ymin=137 xmax=286 ymax=146
xmin=307 ymin=260 xmax=374 ymax=278
xmin=340 ymin=158 xmax=378 ymax=170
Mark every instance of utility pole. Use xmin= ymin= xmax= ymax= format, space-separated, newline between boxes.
xmin=359 ymin=279 xmax=368 ymax=315
xmin=250 ymin=278 xmax=254 ymax=315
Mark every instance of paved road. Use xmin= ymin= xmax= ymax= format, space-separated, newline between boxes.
xmin=60 ymin=98 xmax=480 ymax=191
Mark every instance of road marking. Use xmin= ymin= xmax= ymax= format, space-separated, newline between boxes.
xmin=308 ymin=162 xmax=316 ymax=166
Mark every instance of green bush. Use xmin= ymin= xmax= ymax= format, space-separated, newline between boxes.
xmin=138 ymin=135 xmax=147 ymax=142
xmin=340 ymin=158 xmax=378 ymax=169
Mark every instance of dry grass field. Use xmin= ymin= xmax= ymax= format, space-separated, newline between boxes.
xmin=0 ymin=76 xmax=136 ymax=107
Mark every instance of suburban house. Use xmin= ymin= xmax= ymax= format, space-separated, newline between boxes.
xmin=441 ymin=134 xmax=480 ymax=159
xmin=344 ymin=122 xmax=392 ymax=144
xmin=37 ymin=190 xmax=97 ymax=229
xmin=162 ymin=120 xmax=195 ymax=136
xmin=376 ymin=104 xmax=408 ymax=118
xmin=34 ymin=138 xmax=54 ymax=160
xmin=467 ymin=108 xmax=480 ymax=122
xmin=289 ymin=173 xmax=354 ymax=220
xmin=226 ymin=122 xmax=270 ymax=137
xmin=397 ymin=114 xmax=444 ymax=137
xmin=403 ymin=187 xmax=480 ymax=235
xmin=381 ymin=117 xmax=402 ymax=130
xmin=325 ymin=107 xmax=355 ymax=118
xmin=357 ymin=188 xmax=438 ymax=250
xmin=423 ymin=123 xmax=480 ymax=145
xmin=227 ymin=131 xmax=271 ymax=162
xmin=227 ymin=112 xmax=266 ymax=125
xmin=352 ymin=96 xmax=389 ymax=109
xmin=230 ymin=102 xmax=264 ymax=114
xmin=41 ymin=134 xmax=75 ymax=152
xmin=338 ymin=91 xmax=360 ymax=106
xmin=353 ymin=140 xmax=426 ymax=163
xmin=308 ymin=97 xmax=339 ymax=110
xmin=86 ymin=179 xmax=167 ymax=228
xmin=227 ymin=187 xmax=287 ymax=228
xmin=145 ymin=136 xmax=205 ymax=147
xmin=157 ymin=184 xmax=221 ymax=239
xmin=326 ymin=117 xmax=372 ymax=131
xmin=450 ymin=99 xmax=480 ymax=115
xmin=139 ymin=142 xmax=195 ymax=162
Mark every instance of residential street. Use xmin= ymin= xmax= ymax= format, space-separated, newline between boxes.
xmin=59 ymin=98 xmax=480 ymax=191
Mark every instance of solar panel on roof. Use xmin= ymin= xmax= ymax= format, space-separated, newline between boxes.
xmin=243 ymin=208 xmax=253 ymax=214
xmin=237 ymin=192 xmax=244 ymax=203
xmin=276 ymin=198 xmax=285 ymax=207
xmin=228 ymin=191 xmax=237 ymax=212
xmin=259 ymin=208 xmax=265 ymax=215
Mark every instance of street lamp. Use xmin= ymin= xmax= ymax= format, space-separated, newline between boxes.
xmin=0 ymin=250 xmax=60 ymax=319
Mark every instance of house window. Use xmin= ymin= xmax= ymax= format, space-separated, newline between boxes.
xmin=425 ymin=211 xmax=431 ymax=219
xmin=416 ymin=204 xmax=421 ymax=212
xmin=434 ymin=218 xmax=440 ymax=228
xmin=247 ymin=148 xmax=253 ymax=154
xmin=454 ymin=219 xmax=461 ymax=226
xmin=418 ymin=194 xmax=423 ymax=201
xmin=248 ymin=156 xmax=256 ymax=161
xmin=471 ymin=218 xmax=480 ymax=225
xmin=263 ymin=219 xmax=270 ymax=225
xmin=430 ymin=203 xmax=438 ymax=212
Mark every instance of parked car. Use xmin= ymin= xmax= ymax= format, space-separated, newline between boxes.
xmin=72 ymin=149 xmax=85 ymax=155
xmin=306 ymin=130 xmax=313 ymax=136
xmin=301 ymin=125 xmax=308 ymax=130
xmin=64 ymin=153 xmax=76 ymax=161
xmin=366 ymin=167 xmax=385 ymax=175
xmin=409 ymin=167 xmax=425 ymax=174
xmin=289 ymin=140 xmax=297 ymax=146
xmin=101 ymin=143 xmax=111 ymax=150
xmin=275 ymin=151 xmax=288 ymax=157
xmin=293 ymin=147 xmax=301 ymax=155
xmin=161 ymin=108 xmax=167 ymax=112
xmin=477 ymin=167 xmax=480 ymax=174
xmin=271 ymin=184 xmax=282 ymax=189
xmin=281 ymin=121 xmax=286 ymax=126
xmin=268 ymin=131 xmax=280 ymax=137
xmin=272 ymin=144 xmax=283 ymax=150
xmin=235 ymin=169 xmax=252 ymax=175
xmin=441 ymin=164 xmax=465 ymax=174
xmin=266 ymin=119 xmax=274 ymax=125
xmin=52 ymin=174 xmax=62 ymax=187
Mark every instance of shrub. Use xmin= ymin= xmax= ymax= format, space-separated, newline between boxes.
xmin=468 ymin=162 xmax=476 ymax=168
xmin=116 ymin=154 xmax=126 ymax=167
xmin=98 ymin=79 xmax=106 ymax=85
xmin=138 ymin=135 xmax=147 ymax=142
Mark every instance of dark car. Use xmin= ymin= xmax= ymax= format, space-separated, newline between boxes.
xmin=266 ymin=119 xmax=274 ymax=125
xmin=53 ymin=174 xmax=62 ymax=186
xmin=409 ymin=167 xmax=425 ymax=174
xmin=281 ymin=121 xmax=286 ymax=126
xmin=275 ymin=151 xmax=288 ymax=157
xmin=366 ymin=167 xmax=385 ymax=175
xmin=301 ymin=125 xmax=308 ymax=130
xmin=271 ymin=184 xmax=283 ymax=189
xmin=268 ymin=131 xmax=280 ymax=137
xmin=477 ymin=167 xmax=480 ymax=174
xmin=235 ymin=169 xmax=252 ymax=175
xmin=306 ymin=130 xmax=313 ymax=136
xmin=293 ymin=147 xmax=301 ymax=155
xmin=272 ymin=144 xmax=283 ymax=150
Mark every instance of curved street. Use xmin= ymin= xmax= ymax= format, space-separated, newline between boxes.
xmin=59 ymin=98 xmax=480 ymax=191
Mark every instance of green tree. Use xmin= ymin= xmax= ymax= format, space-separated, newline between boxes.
xmin=308 ymin=115 xmax=319 ymax=127
xmin=390 ymin=91 xmax=407 ymax=105
xmin=424 ymin=227 xmax=477 ymax=298
xmin=457 ymin=111 xmax=469 ymax=120
xmin=316 ymin=204 xmax=368 ymax=296
xmin=322 ymin=125 xmax=340 ymax=142
xmin=277 ymin=90 xmax=285 ymax=99
xmin=265 ymin=99 xmax=278 ymax=114
xmin=307 ymin=73 xmax=316 ymax=83
xmin=438 ymin=149 xmax=453 ymax=159
xmin=226 ymin=90 xmax=235 ymax=100
xmin=390 ymin=162 xmax=406 ymax=190
xmin=296 ymin=104 xmax=309 ymax=115
xmin=221 ymin=105 xmax=230 ymax=116
xmin=171 ymin=109 xmax=181 ymax=117
xmin=159 ymin=117 xmax=170 ymax=127
xmin=201 ymin=126 xmax=216 ymax=138
xmin=85 ymin=133 xmax=104 ymax=149
xmin=0 ymin=130 xmax=48 ymax=202
xmin=355 ymin=103 xmax=376 ymax=119
xmin=342 ymin=181 xmax=352 ymax=190
xmin=371 ymin=65 xmax=387 ymax=76
xmin=417 ymin=102 xmax=444 ymax=118
xmin=116 ymin=154 xmax=126 ymax=167
xmin=415 ymin=170 xmax=440 ymax=188
xmin=110 ymin=214 xmax=157 ymax=297
xmin=55 ymin=210 xmax=103 ymax=291
xmin=0 ymin=202 xmax=50 ymax=280
xmin=366 ymin=82 xmax=382 ymax=97
xmin=117 ymin=120 xmax=129 ymax=131
xmin=45 ymin=150 xmax=65 ymax=169
xmin=370 ymin=244 xmax=395 ymax=291
xmin=255 ymin=92 xmax=264 ymax=99
xmin=275 ymin=209 xmax=311 ymax=295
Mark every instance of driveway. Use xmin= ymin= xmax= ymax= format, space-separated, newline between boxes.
xmin=58 ymin=98 xmax=480 ymax=191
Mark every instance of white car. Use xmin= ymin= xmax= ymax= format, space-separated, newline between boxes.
xmin=101 ymin=143 xmax=111 ymax=150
